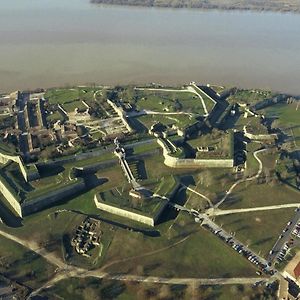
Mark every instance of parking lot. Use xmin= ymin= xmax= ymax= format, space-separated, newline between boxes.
xmin=268 ymin=207 xmax=300 ymax=264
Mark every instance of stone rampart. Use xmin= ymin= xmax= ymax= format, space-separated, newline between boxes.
xmin=94 ymin=194 xmax=156 ymax=226
xmin=157 ymin=138 xmax=233 ymax=168
xmin=0 ymin=151 xmax=39 ymax=182
xmin=244 ymin=131 xmax=277 ymax=141
xmin=22 ymin=179 xmax=86 ymax=216
xmin=0 ymin=177 xmax=22 ymax=217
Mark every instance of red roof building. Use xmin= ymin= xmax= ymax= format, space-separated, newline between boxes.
xmin=294 ymin=261 xmax=300 ymax=279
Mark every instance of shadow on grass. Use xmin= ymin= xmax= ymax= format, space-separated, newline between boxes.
xmin=252 ymin=237 xmax=273 ymax=247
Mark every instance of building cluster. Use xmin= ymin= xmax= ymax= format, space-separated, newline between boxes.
xmin=0 ymin=91 xmax=18 ymax=115
xmin=0 ymin=89 xmax=134 ymax=161
xmin=71 ymin=218 xmax=102 ymax=257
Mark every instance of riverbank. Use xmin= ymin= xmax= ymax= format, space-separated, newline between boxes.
xmin=90 ymin=0 xmax=300 ymax=14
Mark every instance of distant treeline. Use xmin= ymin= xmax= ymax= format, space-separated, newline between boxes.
xmin=90 ymin=0 xmax=300 ymax=12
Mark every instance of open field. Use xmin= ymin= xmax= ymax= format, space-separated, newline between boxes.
xmin=40 ymin=277 xmax=276 ymax=300
xmin=45 ymin=87 xmax=98 ymax=106
xmin=216 ymin=208 xmax=295 ymax=258
xmin=135 ymin=89 xmax=205 ymax=115
xmin=0 ymin=235 xmax=56 ymax=289
xmin=98 ymin=186 xmax=165 ymax=217
xmin=235 ymin=115 xmax=268 ymax=135
xmin=183 ymin=169 xmax=236 ymax=205
xmin=229 ymin=89 xmax=274 ymax=105
xmin=219 ymin=181 xmax=300 ymax=210
xmin=137 ymin=113 xmax=197 ymax=130
xmin=0 ymin=210 xmax=114 ymax=269
xmin=101 ymin=212 xmax=257 ymax=279
xmin=263 ymin=102 xmax=300 ymax=147
xmin=187 ymin=130 xmax=233 ymax=159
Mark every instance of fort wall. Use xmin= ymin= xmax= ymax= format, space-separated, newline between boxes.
xmin=157 ymin=139 xmax=233 ymax=169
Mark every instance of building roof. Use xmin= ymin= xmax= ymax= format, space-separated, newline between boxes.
xmin=294 ymin=261 xmax=300 ymax=278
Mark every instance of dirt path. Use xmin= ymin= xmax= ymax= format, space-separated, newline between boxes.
xmin=214 ymin=148 xmax=266 ymax=209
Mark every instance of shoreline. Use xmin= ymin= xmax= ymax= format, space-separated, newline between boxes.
xmin=90 ymin=1 xmax=300 ymax=14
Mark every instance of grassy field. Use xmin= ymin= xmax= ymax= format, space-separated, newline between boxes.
xmin=39 ymin=277 xmax=275 ymax=300
xmin=235 ymin=115 xmax=268 ymax=135
xmin=98 ymin=186 xmax=165 ymax=217
xmin=135 ymin=89 xmax=205 ymax=115
xmin=245 ymin=142 xmax=262 ymax=177
xmin=216 ymin=208 xmax=295 ymax=258
xmin=0 ymin=210 xmax=113 ymax=269
xmin=228 ymin=89 xmax=274 ymax=106
xmin=129 ymin=140 xmax=159 ymax=155
xmin=184 ymin=169 xmax=236 ymax=206
xmin=219 ymin=180 xmax=300 ymax=210
xmin=154 ymin=175 xmax=178 ymax=198
xmin=263 ymin=101 xmax=300 ymax=148
xmin=102 ymin=211 xmax=257 ymax=278
xmin=45 ymin=87 xmax=98 ymax=105
xmin=137 ymin=113 xmax=196 ymax=131
xmin=187 ymin=130 xmax=233 ymax=159
xmin=0 ymin=235 xmax=56 ymax=289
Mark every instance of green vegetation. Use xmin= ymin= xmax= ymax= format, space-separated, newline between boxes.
xmin=264 ymin=101 xmax=300 ymax=147
xmin=98 ymin=186 xmax=166 ymax=217
xmin=235 ymin=115 xmax=268 ymax=135
xmin=0 ymin=235 xmax=55 ymax=289
xmin=154 ymin=175 xmax=178 ymax=198
xmin=187 ymin=129 xmax=233 ymax=159
xmin=129 ymin=140 xmax=158 ymax=155
xmin=137 ymin=113 xmax=197 ymax=131
xmin=229 ymin=89 xmax=274 ymax=106
xmin=135 ymin=89 xmax=205 ymax=114
xmin=103 ymin=212 xmax=257 ymax=278
xmin=219 ymin=181 xmax=300 ymax=210
xmin=40 ymin=277 xmax=275 ymax=300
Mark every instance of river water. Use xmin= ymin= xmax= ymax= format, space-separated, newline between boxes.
xmin=0 ymin=0 xmax=300 ymax=94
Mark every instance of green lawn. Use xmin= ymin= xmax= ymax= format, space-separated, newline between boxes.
xmin=245 ymin=142 xmax=262 ymax=177
xmin=219 ymin=181 xmax=300 ymax=210
xmin=45 ymin=87 xmax=98 ymax=106
xmin=39 ymin=277 xmax=275 ymax=300
xmin=129 ymin=140 xmax=159 ymax=155
xmin=135 ymin=89 xmax=205 ymax=115
xmin=263 ymin=102 xmax=300 ymax=148
xmin=228 ymin=89 xmax=274 ymax=106
xmin=216 ymin=208 xmax=295 ymax=258
xmin=102 ymin=212 xmax=257 ymax=278
xmin=137 ymin=113 xmax=196 ymax=130
xmin=98 ymin=186 xmax=166 ymax=217
xmin=0 ymin=235 xmax=56 ymax=289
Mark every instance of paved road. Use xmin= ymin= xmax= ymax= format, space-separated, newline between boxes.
xmin=211 ymin=203 xmax=300 ymax=216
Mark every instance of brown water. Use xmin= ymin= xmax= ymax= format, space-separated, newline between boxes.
xmin=0 ymin=0 xmax=300 ymax=94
